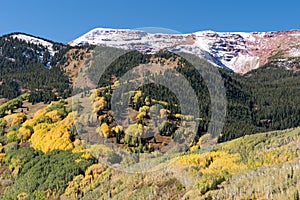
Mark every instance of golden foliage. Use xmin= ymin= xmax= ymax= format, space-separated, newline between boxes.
xmin=201 ymin=152 xmax=247 ymax=175
xmin=173 ymin=151 xmax=247 ymax=175
xmin=64 ymin=163 xmax=107 ymax=197
xmin=33 ymin=108 xmax=47 ymax=119
xmin=62 ymin=112 xmax=76 ymax=129
xmin=136 ymin=106 xmax=149 ymax=120
xmin=132 ymin=90 xmax=142 ymax=103
xmin=139 ymin=106 xmax=149 ymax=113
xmin=0 ymin=153 xmax=5 ymax=163
xmin=4 ymin=112 xmax=26 ymax=127
xmin=45 ymin=110 xmax=61 ymax=123
xmin=112 ymin=125 xmax=123 ymax=134
xmin=72 ymin=139 xmax=91 ymax=160
xmin=144 ymin=96 xmax=151 ymax=106
xmin=30 ymin=112 xmax=75 ymax=153
xmin=96 ymin=122 xmax=111 ymax=138
xmin=93 ymin=96 xmax=106 ymax=113
xmin=136 ymin=111 xmax=146 ymax=120
xmin=64 ymin=174 xmax=84 ymax=196
xmin=85 ymin=163 xmax=107 ymax=177
xmin=22 ymin=118 xmax=37 ymax=128
xmin=174 ymin=113 xmax=182 ymax=118
xmin=17 ymin=126 xmax=32 ymax=142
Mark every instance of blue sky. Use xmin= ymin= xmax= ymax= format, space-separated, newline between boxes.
xmin=1 ymin=0 xmax=300 ymax=43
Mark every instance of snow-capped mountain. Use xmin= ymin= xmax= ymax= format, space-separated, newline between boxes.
xmin=69 ymin=28 xmax=300 ymax=74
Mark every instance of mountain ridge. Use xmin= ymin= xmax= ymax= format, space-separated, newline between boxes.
xmin=2 ymin=28 xmax=300 ymax=74
xmin=69 ymin=28 xmax=300 ymax=73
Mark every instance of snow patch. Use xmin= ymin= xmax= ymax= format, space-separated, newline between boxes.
xmin=235 ymin=32 xmax=256 ymax=42
xmin=288 ymin=48 xmax=300 ymax=57
xmin=226 ymin=54 xmax=260 ymax=74
xmin=11 ymin=34 xmax=56 ymax=57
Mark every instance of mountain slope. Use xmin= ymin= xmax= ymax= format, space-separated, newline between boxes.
xmin=7 ymin=33 xmax=63 ymax=68
xmin=61 ymin=126 xmax=300 ymax=200
xmin=70 ymin=28 xmax=300 ymax=73
xmin=74 ymin=49 xmax=300 ymax=147
xmin=0 ymin=33 xmax=71 ymax=101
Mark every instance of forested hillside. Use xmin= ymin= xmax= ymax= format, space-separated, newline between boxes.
xmin=1 ymin=33 xmax=300 ymax=199
xmin=81 ymin=49 xmax=300 ymax=145
xmin=0 ymin=33 xmax=91 ymax=103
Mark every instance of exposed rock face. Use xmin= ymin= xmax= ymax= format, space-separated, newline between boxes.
xmin=69 ymin=28 xmax=300 ymax=73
